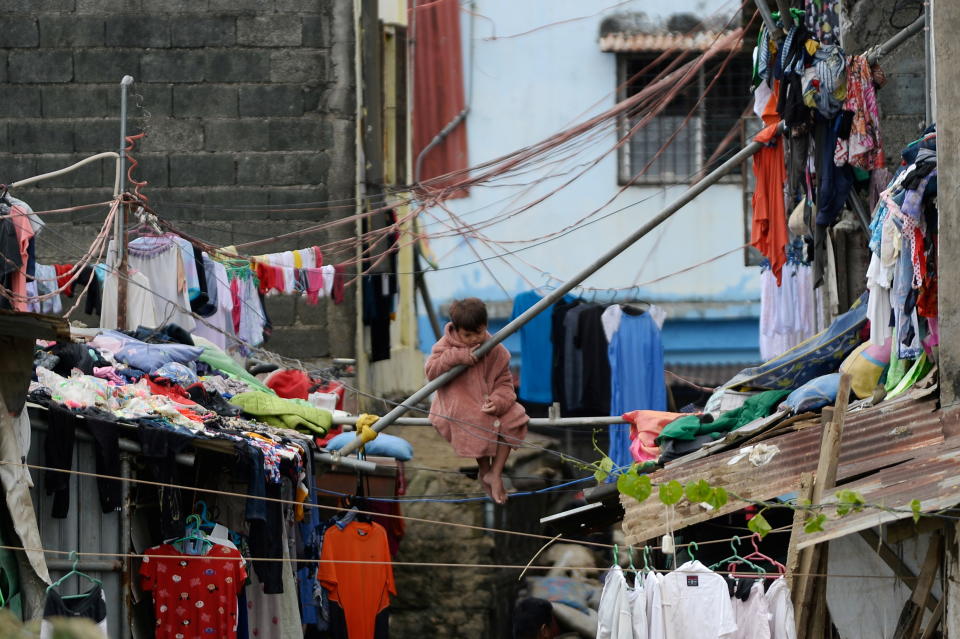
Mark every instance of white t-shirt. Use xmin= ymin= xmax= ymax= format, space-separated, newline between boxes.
xmin=732 ymin=580 xmax=771 ymax=639
xmin=765 ymin=578 xmax=796 ymax=639
xmin=597 ymin=566 xmax=634 ymax=639
xmin=645 ymin=571 xmax=666 ymax=639
xmin=628 ymin=585 xmax=649 ymax=639
xmin=661 ymin=561 xmax=737 ymax=639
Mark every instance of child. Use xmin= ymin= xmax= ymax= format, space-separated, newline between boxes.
xmin=425 ymin=297 xmax=528 ymax=504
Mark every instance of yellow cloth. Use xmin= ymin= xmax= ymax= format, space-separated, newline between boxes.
xmin=804 ymin=39 xmax=820 ymax=56
xmin=293 ymin=251 xmax=303 ymax=268
xmin=356 ymin=414 xmax=380 ymax=449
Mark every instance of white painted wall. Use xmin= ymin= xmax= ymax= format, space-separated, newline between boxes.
xmin=419 ymin=0 xmax=760 ymax=325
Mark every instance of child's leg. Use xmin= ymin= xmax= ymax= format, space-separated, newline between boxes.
xmin=481 ymin=436 xmax=510 ymax=504
xmin=476 ymin=456 xmax=494 ymax=500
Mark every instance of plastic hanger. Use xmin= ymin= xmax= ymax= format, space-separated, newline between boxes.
xmin=686 ymin=541 xmax=698 ymax=562
xmin=194 ymin=501 xmax=216 ymax=533
xmin=173 ymin=515 xmax=213 ymax=556
xmin=612 ymin=543 xmax=619 ymax=568
xmin=741 ymin=533 xmax=786 ymax=574
xmin=709 ymin=537 xmax=765 ymax=575
xmin=642 ymin=546 xmax=653 ymax=575
xmin=47 ymin=551 xmax=102 ymax=598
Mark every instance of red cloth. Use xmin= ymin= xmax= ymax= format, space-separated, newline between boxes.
xmin=266 ymin=369 xmax=311 ymax=400
xmin=750 ymin=120 xmax=788 ymax=285
xmin=332 ymin=264 xmax=346 ymax=304
xmin=140 ymin=543 xmax=247 ymax=639
xmin=623 ymin=410 xmax=688 ymax=463
xmin=54 ymin=264 xmax=74 ymax=296
xmin=147 ymin=378 xmax=200 ymax=406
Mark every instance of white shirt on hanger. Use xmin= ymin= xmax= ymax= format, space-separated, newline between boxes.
xmin=660 ymin=560 xmax=737 ymax=639
xmin=765 ymin=577 xmax=796 ymax=639
xmin=628 ymin=585 xmax=648 ymax=639
xmin=645 ymin=571 xmax=666 ymax=639
xmin=732 ymin=580 xmax=771 ymax=639
xmin=597 ymin=566 xmax=634 ymax=639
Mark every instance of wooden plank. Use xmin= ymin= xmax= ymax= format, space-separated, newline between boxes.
xmin=859 ymin=529 xmax=939 ymax=613
xmin=794 ymin=374 xmax=852 ymax=637
xmin=892 ymin=531 xmax=942 ymax=639
xmin=919 ymin=598 xmax=944 ymax=639
xmin=785 ymin=472 xmax=814 ymax=592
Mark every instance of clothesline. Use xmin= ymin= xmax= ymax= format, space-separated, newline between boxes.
xmin=0 ymin=543 xmax=918 ymax=579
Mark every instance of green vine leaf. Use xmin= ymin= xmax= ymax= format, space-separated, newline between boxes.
xmin=684 ymin=479 xmax=712 ymax=503
xmin=594 ymin=456 xmax=614 ymax=483
xmin=804 ymin=514 xmax=827 ymax=534
xmin=910 ymin=499 xmax=922 ymax=524
xmin=659 ymin=480 xmax=684 ymax=506
xmin=835 ymin=490 xmax=866 ymax=517
xmin=747 ymin=512 xmax=772 ymax=538
xmin=706 ymin=486 xmax=728 ymax=510
xmin=617 ymin=470 xmax=653 ymax=503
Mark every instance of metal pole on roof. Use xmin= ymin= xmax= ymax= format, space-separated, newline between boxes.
xmin=774 ymin=0 xmax=795 ymax=29
xmin=116 ymin=75 xmax=134 ymax=330
xmin=330 ymin=13 xmax=930 ymax=465
xmin=332 ymin=135 xmax=772 ymax=461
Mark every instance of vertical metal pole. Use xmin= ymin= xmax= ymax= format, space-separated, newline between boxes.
xmin=116 ymin=75 xmax=133 ymax=329
xmin=775 ymin=0 xmax=795 ymax=29
xmin=754 ymin=0 xmax=782 ymax=40
xmin=925 ymin=0 xmax=933 ymax=125
xmin=119 ymin=455 xmax=132 ymax=639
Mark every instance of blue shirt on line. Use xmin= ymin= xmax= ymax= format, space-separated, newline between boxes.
xmin=510 ymin=290 xmax=574 ymax=404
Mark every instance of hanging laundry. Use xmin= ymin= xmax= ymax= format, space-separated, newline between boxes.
xmin=759 ymin=260 xmax=816 ymax=361
xmin=318 ymin=520 xmax=396 ymax=639
xmin=608 ymin=309 xmax=665 ymax=469
xmin=596 ymin=565 xmax=632 ymax=639
xmin=39 ymin=583 xmax=109 ymax=639
xmin=835 ymin=55 xmax=884 ymax=171
xmin=765 ymin=577 xmax=797 ymax=639
xmin=510 ymin=290 xmax=574 ymax=405
xmin=750 ymin=122 xmax=789 ymax=285
xmin=660 ymin=560 xmax=737 ymax=638
xmin=127 ymin=234 xmax=196 ymax=332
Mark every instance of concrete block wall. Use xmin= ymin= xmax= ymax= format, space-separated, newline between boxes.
xmin=0 ymin=0 xmax=358 ymax=358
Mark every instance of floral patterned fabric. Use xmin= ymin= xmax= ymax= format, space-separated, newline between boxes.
xmin=835 ymin=55 xmax=884 ymax=170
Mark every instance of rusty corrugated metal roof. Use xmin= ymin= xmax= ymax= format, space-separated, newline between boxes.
xmin=621 ymin=393 xmax=944 ymax=546
xmin=796 ymin=440 xmax=960 ymax=549
xmin=600 ymin=30 xmax=741 ymax=53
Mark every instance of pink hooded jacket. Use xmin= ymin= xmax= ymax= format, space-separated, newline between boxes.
xmin=425 ymin=323 xmax=528 ymax=458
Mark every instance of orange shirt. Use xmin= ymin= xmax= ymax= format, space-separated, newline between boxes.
xmin=751 ymin=84 xmax=788 ymax=285
xmin=318 ymin=521 xmax=396 ymax=639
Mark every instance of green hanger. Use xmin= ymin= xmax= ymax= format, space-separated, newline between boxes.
xmin=47 ymin=551 xmax=102 ymax=596
xmin=642 ymin=546 xmax=652 ymax=575
xmin=612 ymin=544 xmax=619 ymax=568
xmin=686 ymin=541 xmax=698 ymax=561
xmin=627 ymin=546 xmax=637 ymax=576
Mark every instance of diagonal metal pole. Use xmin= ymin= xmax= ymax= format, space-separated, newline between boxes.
xmin=333 ymin=132 xmax=774 ymax=460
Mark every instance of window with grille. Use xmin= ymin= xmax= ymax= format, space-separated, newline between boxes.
xmin=617 ymin=51 xmax=754 ymax=185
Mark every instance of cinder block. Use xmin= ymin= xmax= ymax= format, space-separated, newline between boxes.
xmin=0 ymin=18 xmax=39 ymax=47
xmin=270 ymin=50 xmax=326 ymax=83
xmin=105 ymin=16 xmax=170 ymax=48
xmin=205 ymin=50 xmax=270 ymax=83
xmin=137 ymin=119 xmax=203 ymax=152
xmin=204 ymin=120 xmax=270 ymax=152
xmin=207 ymin=0 xmax=271 ymax=12
xmin=36 ymin=155 xmax=102 ymax=188
xmin=76 ymin=0 xmax=142 ymax=12
xmin=203 ymin=187 xmax=270 ymax=207
xmin=0 ymin=86 xmax=41 ymax=118
xmin=75 ymin=50 xmax=138 ymax=83
xmin=7 ymin=0 xmax=76 ymax=12
xmin=170 ymin=17 xmax=236 ymax=47
xmin=267 ymin=119 xmax=328 ymax=151
xmin=0 ymin=124 xmax=6 ymax=149
xmin=236 ymin=153 xmax=328 ymax=186
xmin=0 ymin=53 xmax=6 ymax=84
xmin=0 ymin=156 xmax=38 ymax=185
xmin=73 ymin=120 xmax=118 ymax=152
xmin=238 ymin=85 xmax=304 ymax=117
xmin=8 ymin=51 xmax=73 ymax=83
xmin=120 ymin=152 xmax=169 ymax=189
xmin=173 ymin=85 xmax=238 ymax=118
xmin=237 ymin=15 xmax=302 ymax=47
xmin=40 ymin=16 xmax=104 ymax=47
xmin=141 ymin=51 xmax=205 ymax=83
xmin=169 ymin=153 xmax=235 ymax=187
xmin=149 ymin=0 xmax=213 ymax=12
xmin=301 ymin=16 xmax=329 ymax=48
xmin=266 ymin=186 xmax=330 ymax=217
xmin=264 ymin=325 xmax=330 ymax=359
xmin=263 ymin=295 xmax=296 ymax=326
xmin=69 ymin=187 xmax=114 ymax=207
xmin=9 ymin=122 xmax=74 ymax=153
xmin=106 ymin=83 xmax=173 ymax=118
xmin=42 ymin=86 xmax=109 ymax=118
xmin=276 ymin=0 xmax=324 ymax=12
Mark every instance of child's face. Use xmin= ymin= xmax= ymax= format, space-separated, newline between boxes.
xmin=454 ymin=325 xmax=487 ymax=347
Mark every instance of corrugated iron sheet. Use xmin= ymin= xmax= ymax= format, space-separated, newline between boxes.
xmin=797 ymin=441 xmax=960 ymax=549
xmin=600 ymin=31 xmax=740 ymax=53
xmin=621 ymin=396 xmax=943 ymax=545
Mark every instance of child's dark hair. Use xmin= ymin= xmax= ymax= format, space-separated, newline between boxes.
xmin=449 ymin=297 xmax=488 ymax=332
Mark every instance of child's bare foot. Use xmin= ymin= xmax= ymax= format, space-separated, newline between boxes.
xmin=482 ymin=471 xmax=508 ymax=504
